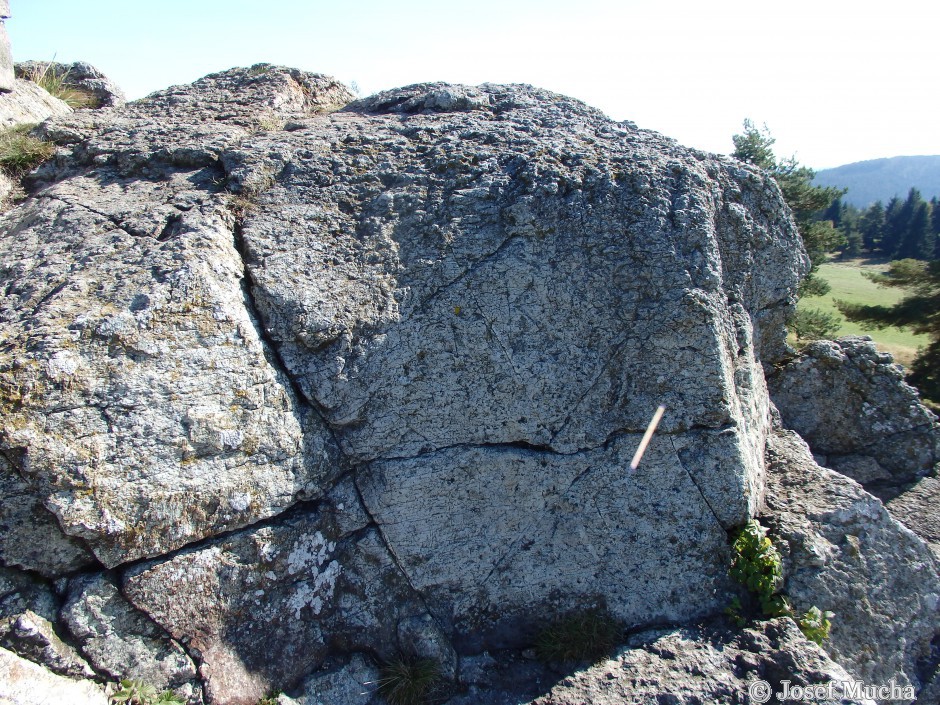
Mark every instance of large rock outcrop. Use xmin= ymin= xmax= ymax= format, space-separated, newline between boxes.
xmin=2 ymin=64 xmax=936 ymax=704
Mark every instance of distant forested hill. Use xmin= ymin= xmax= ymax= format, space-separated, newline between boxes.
xmin=813 ymin=155 xmax=940 ymax=207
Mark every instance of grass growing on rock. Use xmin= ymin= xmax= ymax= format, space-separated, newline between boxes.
xmin=376 ymin=656 xmax=441 ymax=705
xmin=535 ymin=608 xmax=620 ymax=664
xmin=0 ymin=124 xmax=55 ymax=176
xmin=21 ymin=63 xmax=99 ymax=108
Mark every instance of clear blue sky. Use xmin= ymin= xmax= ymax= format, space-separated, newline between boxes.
xmin=8 ymin=0 xmax=939 ymax=169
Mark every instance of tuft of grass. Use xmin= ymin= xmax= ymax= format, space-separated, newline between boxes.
xmin=0 ymin=124 xmax=55 ymax=175
xmin=22 ymin=63 xmax=98 ymax=108
xmin=376 ymin=656 xmax=440 ymax=705
xmin=534 ymin=608 xmax=619 ymax=664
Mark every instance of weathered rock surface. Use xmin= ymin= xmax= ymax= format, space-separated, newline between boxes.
xmin=276 ymin=654 xmax=381 ymax=705
xmin=61 ymin=573 xmax=203 ymax=704
xmin=6 ymin=63 xmax=933 ymax=705
xmin=0 ymin=173 xmax=340 ymax=568
xmin=0 ymin=453 xmax=95 ymax=576
xmin=122 ymin=479 xmax=445 ymax=705
xmin=15 ymin=61 xmax=126 ymax=108
xmin=768 ymin=336 xmax=940 ymax=489
xmin=359 ymin=436 xmax=732 ymax=648
xmin=0 ymin=78 xmax=71 ymax=127
xmin=763 ymin=429 xmax=940 ymax=694
xmin=527 ymin=618 xmax=874 ymax=705
xmin=887 ymin=476 xmax=940 ymax=561
xmin=0 ymin=608 xmax=95 ymax=679
xmin=0 ymin=645 xmax=108 ymax=705
xmin=227 ymin=77 xmax=804 ymax=645
xmin=0 ymin=2 xmax=12 ymax=94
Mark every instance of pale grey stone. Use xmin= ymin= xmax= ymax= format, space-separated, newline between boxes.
xmin=0 ymin=180 xmax=341 ymax=567
xmin=0 ymin=646 xmax=108 ymax=705
xmin=122 ymin=487 xmax=442 ymax=705
xmin=763 ymin=429 xmax=940 ymax=694
xmin=768 ymin=336 xmax=940 ymax=487
xmin=0 ymin=78 xmax=70 ymax=127
xmin=359 ymin=436 xmax=733 ymax=649
xmin=0 ymin=609 xmax=95 ymax=679
xmin=278 ymin=654 xmax=381 ymax=705
xmin=0 ymin=22 xmax=12 ymax=94
xmin=61 ymin=574 xmax=202 ymax=704
xmin=33 ymin=65 xmax=354 ymax=178
xmin=523 ymin=619 xmax=874 ymax=705
xmin=0 ymin=170 xmax=14 ymax=210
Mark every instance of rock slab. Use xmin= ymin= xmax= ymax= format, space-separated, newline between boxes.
xmin=526 ymin=619 xmax=874 ymax=705
xmin=0 ymin=645 xmax=108 ymax=705
xmin=763 ymin=429 xmax=940 ymax=694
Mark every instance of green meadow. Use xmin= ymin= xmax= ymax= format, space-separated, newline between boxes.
xmin=796 ymin=258 xmax=930 ymax=367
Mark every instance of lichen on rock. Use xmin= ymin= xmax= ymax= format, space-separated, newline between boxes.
xmin=0 ymin=63 xmax=935 ymax=705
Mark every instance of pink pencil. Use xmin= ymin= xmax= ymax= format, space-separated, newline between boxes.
xmin=630 ymin=405 xmax=666 ymax=471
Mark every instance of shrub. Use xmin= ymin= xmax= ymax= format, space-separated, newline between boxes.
xmin=534 ymin=608 xmax=619 ymax=664
xmin=0 ymin=124 xmax=55 ymax=176
xmin=376 ymin=656 xmax=440 ymax=705
xmin=729 ymin=520 xmax=789 ymax=617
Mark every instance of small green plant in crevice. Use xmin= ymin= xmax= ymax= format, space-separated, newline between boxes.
xmin=110 ymin=679 xmax=184 ymax=705
xmin=256 ymin=692 xmax=282 ymax=705
xmin=376 ymin=655 xmax=441 ymax=705
xmin=729 ymin=520 xmax=790 ymax=617
xmin=534 ymin=608 xmax=620 ymax=664
xmin=798 ymin=605 xmax=834 ymax=646
xmin=728 ymin=520 xmax=834 ymax=644
xmin=0 ymin=124 xmax=55 ymax=176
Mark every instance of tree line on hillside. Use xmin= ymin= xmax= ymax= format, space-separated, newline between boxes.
xmin=822 ymin=189 xmax=940 ymax=261
xmin=732 ymin=121 xmax=940 ymax=403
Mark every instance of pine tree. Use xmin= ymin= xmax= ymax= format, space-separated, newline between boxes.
xmin=931 ymin=197 xmax=940 ymax=259
xmin=732 ymin=120 xmax=844 ymax=296
xmin=858 ymin=201 xmax=886 ymax=252
xmin=897 ymin=201 xmax=933 ymax=260
xmin=882 ymin=196 xmax=906 ymax=257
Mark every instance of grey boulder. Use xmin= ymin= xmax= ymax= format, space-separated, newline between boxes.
xmin=768 ymin=336 xmax=940 ymax=488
